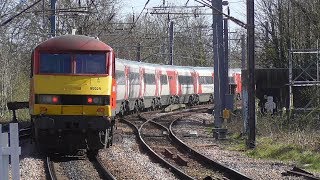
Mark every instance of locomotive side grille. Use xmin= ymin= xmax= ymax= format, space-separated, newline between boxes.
xmin=35 ymin=94 xmax=110 ymax=105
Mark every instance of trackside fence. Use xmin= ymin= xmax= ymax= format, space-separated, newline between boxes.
xmin=0 ymin=123 xmax=21 ymax=180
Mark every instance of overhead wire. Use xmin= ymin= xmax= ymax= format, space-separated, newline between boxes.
xmin=195 ymin=0 xmax=247 ymax=28
xmin=0 ymin=0 xmax=42 ymax=27
xmin=129 ymin=0 xmax=151 ymax=32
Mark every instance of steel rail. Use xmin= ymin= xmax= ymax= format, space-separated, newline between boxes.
xmin=46 ymin=157 xmax=57 ymax=180
xmin=169 ymin=119 xmax=252 ymax=180
xmin=91 ymin=155 xmax=117 ymax=180
xmin=121 ymin=117 xmax=194 ymax=180
xmin=19 ymin=127 xmax=31 ymax=138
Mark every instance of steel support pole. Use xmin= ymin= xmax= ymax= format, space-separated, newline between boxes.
xmin=169 ymin=21 xmax=174 ymax=65
xmin=223 ymin=18 xmax=229 ymax=101
xmin=247 ymin=0 xmax=256 ymax=148
xmin=50 ymin=0 xmax=57 ymax=37
xmin=137 ymin=43 xmax=141 ymax=62
xmin=217 ymin=1 xmax=225 ymax=113
xmin=241 ymin=35 xmax=248 ymax=134
xmin=212 ymin=0 xmax=222 ymax=128
xmin=288 ymin=41 xmax=293 ymax=112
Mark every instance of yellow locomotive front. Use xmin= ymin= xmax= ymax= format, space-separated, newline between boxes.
xmin=30 ymin=35 xmax=116 ymax=154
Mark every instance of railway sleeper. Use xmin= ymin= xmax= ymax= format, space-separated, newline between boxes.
xmin=162 ymin=148 xmax=174 ymax=158
xmin=175 ymin=154 xmax=188 ymax=166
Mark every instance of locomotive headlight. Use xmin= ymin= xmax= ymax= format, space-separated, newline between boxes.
xmin=93 ymin=97 xmax=102 ymax=104
xmin=40 ymin=95 xmax=51 ymax=104
xmin=87 ymin=96 xmax=103 ymax=105
xmin=38 ymin=95 xmax=60 ymax=104
xmin=86 ymin=96 xmax=109 ymax=105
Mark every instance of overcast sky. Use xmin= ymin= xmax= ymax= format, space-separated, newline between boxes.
xmin=120 ymin=0 xmax=247 ymax=31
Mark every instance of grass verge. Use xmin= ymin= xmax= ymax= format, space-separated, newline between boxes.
xmin=226 ymin=112 xmax=320 ymax=173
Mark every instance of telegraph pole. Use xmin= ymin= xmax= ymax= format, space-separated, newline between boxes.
xmin=169 ymin=21 xmax=174 ymax=65
xmin=247 ymin=0 xmax=256 ymax=148
xmin=50 ymin=0 xmax=57 ymax=37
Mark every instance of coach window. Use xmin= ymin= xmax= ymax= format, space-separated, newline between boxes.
xmin=39 ymin=53 xmax=71 ymax=74
xmin=199 ymin=76 xmax=213 ymax=84
xmin=229 ymin=77 xmax=235 ymax=84
xmin=116 ymin=70 xmax=125 ymax=85
xmin=160 ymin=75 xmax=168 ymax=84
xmin=178 ymin=75 xmax=192 ymax=85
xmin=129 ymin=72 xmax=140 ymax=85
xmin=206 ymin=76 xmax=213 ymax=84
xmin=144 ymin=74 xmax=156 ymax=85
xmin=75 ymin=53 xmax=106 ymax=74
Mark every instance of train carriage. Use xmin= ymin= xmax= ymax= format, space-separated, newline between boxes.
xmin=115 ymin=58 xmax=129 ymax=115
xmin=140 ymin=63 xmax=160 ymax=110
xmin=30 ymin=35 xmax=116 ymax=153
xmin=193 ymin=67 xmax=214 ymax=103
xmin=155 ymin=65 xmax=170 ymax=107
xmin=175 ymin=66 xmax=198 ymax=105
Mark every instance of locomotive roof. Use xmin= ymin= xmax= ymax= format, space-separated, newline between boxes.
xmin=35 ymin=35 xmax=112 ymax=52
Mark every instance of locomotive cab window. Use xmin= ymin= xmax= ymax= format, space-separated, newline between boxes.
xmin=39 ymin=53 xmax=107 ymax=75
xmin=39 ymin=53 xmax=71 ymax=74
xmin=75 ymin=53 xmax=106 ymax=74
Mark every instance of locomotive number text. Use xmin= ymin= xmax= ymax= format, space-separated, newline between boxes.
xmin=90 ymin=87 xmax=101 ymax=90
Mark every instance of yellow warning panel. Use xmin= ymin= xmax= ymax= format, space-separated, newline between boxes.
xmin=222 ymin=109 xmax=230 ymax=119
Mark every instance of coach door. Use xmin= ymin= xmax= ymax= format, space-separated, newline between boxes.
xmin=167 ymin=70 xmax=177 ymax=96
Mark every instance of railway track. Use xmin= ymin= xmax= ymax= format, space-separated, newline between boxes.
xmin=19 ymin=126 xmax=32 ymax=139
xmin=46 ymin=157 xmax=57 ymax=180
xmin=45 ymin=155 xmax=116 ymax=180
xmin=168 ymin=115 xmax=251 ymax=179
xmin=89 ymin=154 xmax=117 ymax=180
xmin=121 ymin=107 xmax=252 ymax=180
